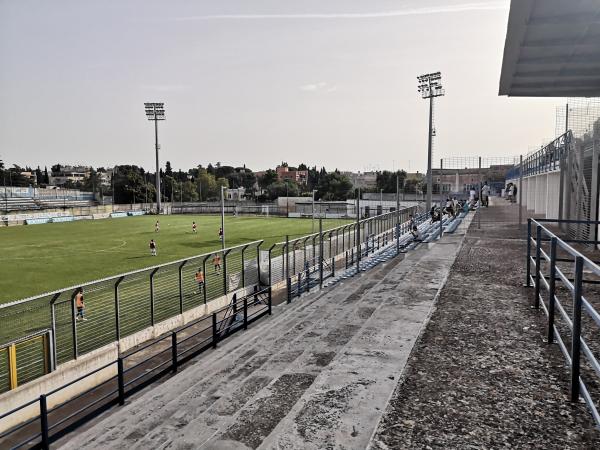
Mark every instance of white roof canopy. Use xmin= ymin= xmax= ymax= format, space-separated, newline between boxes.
xmin=499 ymin=0 xmax=600 ymax=97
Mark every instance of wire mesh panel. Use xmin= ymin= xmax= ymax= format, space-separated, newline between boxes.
xmin=15 ymin=334 xmax=47 ymax=386
xmin=118 ymin=270 xmax=152 ymax=337
xmin=269 ymin=244 xmax=286 ymax=285
xmin=204 ymin=251 xmax=226 ymax=303
xmin=181 ymin=256 xmax=207 ymax=311
xmin=0 ymin=295 xmax=54 ymax=349
xmin=54 ymin=297 xmax=75 ymax=365
xmin=0 ymin=348 xmax=9 ymax=394
xmin=225 ymin=246 xmax=245 ymax=293
xmin=243 ymin=244 xmax=260 ymax=287
xmin=153 ymin=265 xmax=181 ymax=324
xmin=76 ymin=280 xmax=116 ymax=355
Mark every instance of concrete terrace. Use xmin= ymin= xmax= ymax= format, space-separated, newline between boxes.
xmin=59 ymin=217 xmax=470 ymax=449
xmin=57 ymin=203 xmax=600 ymax=449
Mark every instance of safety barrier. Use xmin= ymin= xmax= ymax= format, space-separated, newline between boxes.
xmin=527 ymin=218 xmax=600 ymax=426
xmin=0 ymin=288 xmax=271 ymax=449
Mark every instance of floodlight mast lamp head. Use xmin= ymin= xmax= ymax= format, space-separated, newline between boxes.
xmin=417 ymin=72 xmax=444 ymax=99
xmin=144 ymin=102 xmax=166 ymax=120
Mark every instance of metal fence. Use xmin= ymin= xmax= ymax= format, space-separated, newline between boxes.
xmin=527 ymin=218 xmax=600 ymax=426
xmin=0 ymin=206 xmax=419 ymax=395
xmin=0 ymin=287 xmax=272 ymax=450
xmin=0 ymin=205 xmax=421 ymax=449
xmin=0 ymin=240 xmax=263 ymax=393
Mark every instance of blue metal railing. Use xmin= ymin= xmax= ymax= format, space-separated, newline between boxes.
xmin=526 ymin=218 xmax=600 ymax=427
xmin=506 ymin=131 xmax=572 ymax=181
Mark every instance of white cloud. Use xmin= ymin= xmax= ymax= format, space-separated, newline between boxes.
xmin=300 ymin=82 xmax=337 ymax=92
xmin=173 ymin=2 xmax=506 ymax=21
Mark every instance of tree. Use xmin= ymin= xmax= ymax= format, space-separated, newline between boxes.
xmin=266 ymin=181 xmax=298 ymax=200
xmin=316 ymin=172 xmax=353 ymax=201
xmin=258 ymin=169 xmax=278 ymax=188
xmin=43 ymin=166 xmax=50 ymax=184
xmin=51 ymin=164 xmax=62 ymax=175
xmin=375 ymin=170 xmax=407 ymax=193
xmin=165 ymin=161 xmax=173 ymax=177
xmin=35 ymin=166 xmax=43 ymax=186
xmin=112 ymin=165 xmax=149 ymax=203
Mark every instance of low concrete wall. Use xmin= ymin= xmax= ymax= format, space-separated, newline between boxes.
xmin=0 ymin=286 xmax=254 ymax=434
xmin=0 ymin=343 xmax=118 ymax=433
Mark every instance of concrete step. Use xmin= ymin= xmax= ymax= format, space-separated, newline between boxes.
xmin=60 ymin=215 xmax=472 ymax=450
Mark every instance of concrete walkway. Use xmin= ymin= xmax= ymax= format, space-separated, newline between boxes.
xmin=59 ymin=218 xmax=470 ymax=449
xmin=370 ymin=204 xmax=600 ymax=449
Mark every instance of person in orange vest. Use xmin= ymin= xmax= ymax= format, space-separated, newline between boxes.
xmin=194 ymin=268 xmax=205 ymax=294
xmin=75 ymin=288 xmax=88 ymax=321
xmin=213 ymin=253 xmax=221 ymax=273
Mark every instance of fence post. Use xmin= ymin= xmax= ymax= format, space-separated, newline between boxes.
xmin=150 ymin=268 xmax=159 ymax=326
xmin=286 ymin=235 xmax=291 ymax=303
xmin=50 ymin=293 xmax=60 ymax=370
xmin=223 ymin=249 xmax=231 ymax=295
xmin=243 ymin=297 xmax=248 ymax=330
xmin=115 ymin=277 xmax=124 ymax=341
xmin=202 ymin=254 xmax=210 ymax=305
xmin=534 ymin=225 xmax=542 ymax=309
xmin=212 ymin=313 xmax=218 ymax=348
xmin=526 ymin=219 xmax=532 ymax=287
xmin=171 ymin=332 xmax=178 ymax=373
xmin=178 ymin=261 xmax=187 ymax=315
xmin=345 ymin=250 xmax=348 ymax=269
xmin=40 ymin=394 xmax=49 ymax=450
xmin=268 ymin=245 xmax=275 ymax=287
xmin=241 ymin=245 xmax=248 ymax=288
xmin=117 ymin=357 xmax=125 ymax=405
xmin=571 ymin=256 xmax=584 ymax=402
xmin=268 ymin=287 xmax=272 ymax=315
xmin=70 ymin=290 xmax=78 ymax=360
xmin=306 ymin=264 xmax=310 ymax=293
xmin=319 ymin=219 xmax=324 ymax=289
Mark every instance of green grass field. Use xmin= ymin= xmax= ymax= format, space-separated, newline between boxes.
xmin=0 ymin=215 xmax=350 ymax=303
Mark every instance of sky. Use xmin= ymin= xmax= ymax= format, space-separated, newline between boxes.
xmin=0 ymin=0 xmax=561 ymax=173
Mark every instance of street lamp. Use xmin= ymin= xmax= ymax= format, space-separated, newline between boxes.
xmin=417 ymin=72 xmax=445 ymax=211
xmin=144 ymin=102 xmax=165 ymax=214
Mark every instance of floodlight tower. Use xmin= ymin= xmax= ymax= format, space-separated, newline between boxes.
xmin=145 ymin=102 xmax=165 ymax=214
xmin=417 ymin=72 xmax=444 ymax=211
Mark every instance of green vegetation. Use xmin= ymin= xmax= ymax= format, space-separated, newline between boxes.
xmin=0 ymin=215 xmax=349 ymax=303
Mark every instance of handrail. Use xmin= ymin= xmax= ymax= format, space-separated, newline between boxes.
xmin=527 ymin=217 xmax=600 ymax=427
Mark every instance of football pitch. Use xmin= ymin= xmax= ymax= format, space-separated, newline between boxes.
xmin=0 ymin=215 xmax=351 ymax=303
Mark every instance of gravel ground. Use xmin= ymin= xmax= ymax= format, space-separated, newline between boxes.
xmin=370 ymin=212 xmax=600 ymax=449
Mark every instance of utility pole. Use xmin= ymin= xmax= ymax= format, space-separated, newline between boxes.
xmin=144 ymin=102 xmax=165 ymax=214
xmin=417 ymin=72 xmax=445 ymax=212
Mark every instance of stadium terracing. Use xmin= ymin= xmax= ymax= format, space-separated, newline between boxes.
xmin=2 ymin=0 xmax=600 ymax=448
